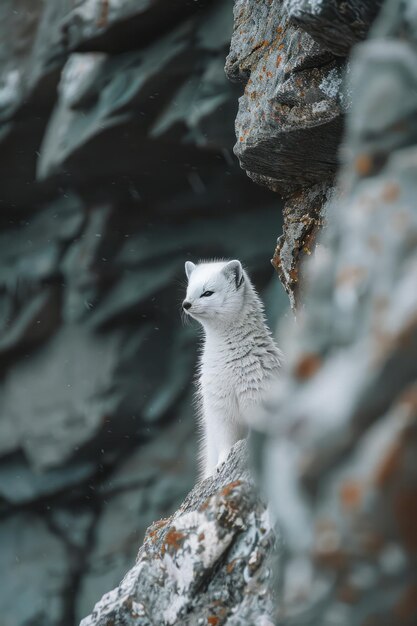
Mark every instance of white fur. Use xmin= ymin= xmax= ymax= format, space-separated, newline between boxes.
xmin=183 ymin=260 xmax=283 ymax=478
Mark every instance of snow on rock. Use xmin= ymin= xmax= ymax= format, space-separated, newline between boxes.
xmin=80 ymin=440 xmax=277 ymax=626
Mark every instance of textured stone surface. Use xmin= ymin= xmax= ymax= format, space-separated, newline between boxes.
xmin=226 ymin=0 xmax=382 ymax=306
xmin=82 ymin=1 xmax=417 ymax=624
xmin=225 ymin=0 xmax=343 ymax=194
xmin=271 ymin=181 xmax=333 ymax=307
xmin=81 ymin=440 xmax=276 ymax=626
xmin=4 ymin=1 xmax=416 ymax=625
xmin=288 ymin=0 xmax=384 ymax=56
xmin=256 ymin=1 xmax=417 ymax=624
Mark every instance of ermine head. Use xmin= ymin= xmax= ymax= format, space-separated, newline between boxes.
xmin=183 ymin=260 xmax=246 ymax=325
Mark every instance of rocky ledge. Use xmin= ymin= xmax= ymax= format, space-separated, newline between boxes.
xmin=225 ymin=0 xmax=383 ymax=306
xmin=80 ymin=440 xmax=276 ymax=626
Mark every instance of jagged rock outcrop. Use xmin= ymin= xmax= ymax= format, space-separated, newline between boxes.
xmin=81 ymin=441 xmax=276 ymax=626
xmin=288 ymin=0 xmax=384 ymax=56
xmin=225 ymin=0 xmax=382 ymax=306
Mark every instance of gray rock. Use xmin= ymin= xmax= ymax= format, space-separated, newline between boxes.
xmin=0 ymin=457 xmax=95 ymax=508
xmin=38 ymin=2 xmax=238 ymax=184
xmin=80 ymin=440 xmax=276 ymax=626
xmin=62 ymin=0 xmax=199 ymax=53
xmin=37 ymin=32 xmax=188 ymax=180
xmin=76 ymin=411 xmax=197 ymax=622
xmin=0 ymin=1 xmax=285 ymax=624
xmin=225 ymin=0 xmax=345 ymax=306
xmin=2 ymin=323 xmax=124 ymax=470
xmin=225 ymin=0 xmax=343 ymax=194
xmin=255 ymin=0 xmax=417 ymax=623
xmin=0 ymin=194 xmax=84 ymax=358
xmin=0 ymin=513 xmax=69 ymax=626
xmin=271 ymin=181 xmax=333 ymax=308
xmin=0 ymin=0 xmax=45 ymax=122
xmin=225 ymin=0 xmax=383 ymax=307
xmin=287 ymin=0 xmax=383 ymax=56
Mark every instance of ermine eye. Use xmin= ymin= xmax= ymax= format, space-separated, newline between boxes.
xmin=200 ymin=290 xmax=214 ymax=298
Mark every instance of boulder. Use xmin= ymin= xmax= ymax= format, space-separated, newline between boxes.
xmin=80 ymin=441 xmax=277 ymax=626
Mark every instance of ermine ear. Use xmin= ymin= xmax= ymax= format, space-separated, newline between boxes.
xmin=185 ymin=261 xmax=196 ymax=280
xmin=222 ymin=260 xmax=244 ymax=289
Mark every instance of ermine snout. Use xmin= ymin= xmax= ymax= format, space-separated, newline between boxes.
xmin=183 ymin=300 xmax=192 ymax=310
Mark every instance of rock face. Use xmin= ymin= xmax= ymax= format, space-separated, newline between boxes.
xmin=226 ymin=0 xmax=382 ymax=306
xmin=257 ymin=1 xmax=417 ymax=624
xmin=4 ymin=0 xmax=417 ymax=625
xmin=0 ymin=2 xmax=284 ymax=626
xmin=82 ymin=0 xmax=417 ymax=624
xmin=289 ymin=0 xmax=384 ymax=56
xmin=81 ymin=441 xmax=276 ymax=626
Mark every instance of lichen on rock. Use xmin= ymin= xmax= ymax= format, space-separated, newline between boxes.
xmin=225 ymin=0 xmax=382 ymax=307
xmin=81 ymin=440 xmax=277 ymax=626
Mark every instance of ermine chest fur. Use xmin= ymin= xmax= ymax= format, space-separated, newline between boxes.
xmin=183 ymin=259 xmax=282 ymax=478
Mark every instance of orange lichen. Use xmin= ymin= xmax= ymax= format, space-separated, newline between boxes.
xmin=148 ymin=517 xmax=169 ymax=542
xmin=340 ymin=480 xmax=363 ymax=511
xmin=289 ymin=267 xmax=299 ymax=281
xmin=162 ymin=528 xmax=186 ymax=555
xmin=222 ymin=485 xmax=241 ymax=500
xmin=374 ymin=440 xmax=402 ymax=487
xmin=221 ymin=480 xmax=242 ymax=497
xmin=355 ymin=154 xmax=373 ymax=176
xmin=381 ymin=182 xmax=400 ymax=202
xmin=199 ymin=494 xmax=212 ymax=512
xmin=294 ymin=353 xmax=322 ymax=380
xmin=208 ymin=617 xmax=219 ymax=626
xmin=271 ymin=252 xmax=282 ymax=273
xmin=251 ymin=40 xmax=270 ymax=55
xmin=336 ymin=265 xmax=366 ymax=287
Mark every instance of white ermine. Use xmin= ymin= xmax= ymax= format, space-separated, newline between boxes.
xmin=183 ymin=259 xmax=283 ymax=479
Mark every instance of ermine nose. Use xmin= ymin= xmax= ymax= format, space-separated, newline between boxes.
xmin=183 ymin=300 xmax=191 ymax=310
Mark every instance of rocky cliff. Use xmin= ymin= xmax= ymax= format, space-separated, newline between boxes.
xmin=225 ymin=0 xmax=382 ymax=307
xmin=81 ymin=441 xmax=277 ymax=626
xmin=81 ymin=0 xmax=417 ymax=625
xmin=3 ymin=0 xmax=417 ymax=625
